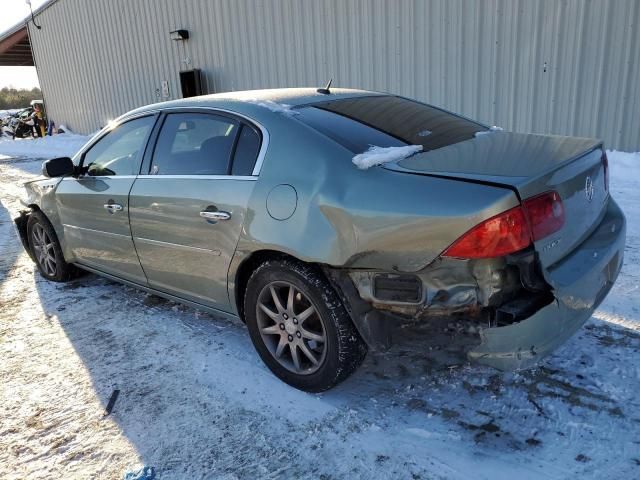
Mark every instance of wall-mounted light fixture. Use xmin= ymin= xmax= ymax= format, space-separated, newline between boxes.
xmin=25 ymin=0 xmax=42 ymax=29
xmin=170 ymin=29 xmax=189 ymax=41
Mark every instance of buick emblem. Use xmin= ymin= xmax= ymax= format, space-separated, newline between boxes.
xmin=585 ymin=176 xmax=594 ymax=202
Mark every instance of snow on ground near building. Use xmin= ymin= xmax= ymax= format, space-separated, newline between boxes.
xmin=0 ymin=109 xmax=22 ymax=118
xmin=0 ymin=136 xmax=639 ymax=479
xmin=0 ymin=133 xmax=90 ymax=160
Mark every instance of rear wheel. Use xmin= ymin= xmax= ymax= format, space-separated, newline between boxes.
xmin=244 ymin=259 xmax=367 ymax=392
xmin=27 ymin=211 xmax=77 ymax=282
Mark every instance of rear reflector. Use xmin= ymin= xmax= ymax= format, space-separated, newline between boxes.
xmin=443 ymin=191 xmax=565 ymax=259
xmin=443 ymin=206 xmax=532 ymax=259
xmin=373 ymin=273 xmax=422 ymax=302
xmin=522 ymin=191 xmax=565 ymax=242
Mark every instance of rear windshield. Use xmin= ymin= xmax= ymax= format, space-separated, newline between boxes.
xmin=296 ymin=95 xmax=486 ymax=153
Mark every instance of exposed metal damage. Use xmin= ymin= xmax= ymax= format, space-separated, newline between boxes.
xmin=326 ymin=250 xmax=553 ymax=354
xmin=327 ymin=196 xmax=625 ymax=371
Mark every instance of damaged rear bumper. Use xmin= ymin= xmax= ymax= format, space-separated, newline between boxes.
xmin=469 ymin=198 xmax=626 ymax=370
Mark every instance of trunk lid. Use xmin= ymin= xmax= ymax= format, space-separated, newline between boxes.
xmin=383 ymin=132 xmax=607 ymax=267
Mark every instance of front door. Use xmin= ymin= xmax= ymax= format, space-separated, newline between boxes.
xmin=129 ymin=110 xmax=263 ymax=312
xmin=55 ymin=115 xmax=157 ymax=283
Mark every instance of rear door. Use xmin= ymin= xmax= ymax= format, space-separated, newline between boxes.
xmin=128 ymin=109 xmax=263 ymax=312
xmin=55 ymin=115 xmax=157 ymax=283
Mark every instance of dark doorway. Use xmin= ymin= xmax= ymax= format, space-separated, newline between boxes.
xmin=179 ymin=69 xmax=203 ymax=98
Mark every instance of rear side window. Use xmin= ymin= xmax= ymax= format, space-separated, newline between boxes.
xmin=231 ymin=124 xmax=261 ymax=175
xmin=151 ymin=113 xmax=238 ymax=175
xmin=297 ymin=95 xmax=486 ymax=153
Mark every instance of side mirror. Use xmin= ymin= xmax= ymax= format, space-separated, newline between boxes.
xmin=42 ymin=157 xmax=75 ymax=177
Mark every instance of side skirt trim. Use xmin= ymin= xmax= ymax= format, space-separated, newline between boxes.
xmin=73 ymin=262 xmax=241 ymax=322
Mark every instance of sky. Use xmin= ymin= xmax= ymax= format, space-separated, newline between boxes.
xmin=0 ymin=0 xmax=49 ymax=89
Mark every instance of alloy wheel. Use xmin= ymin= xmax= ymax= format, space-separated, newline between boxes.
xmin=31 ymin=223 xmax=57 ymax=276
xmin=256 ymin=281 xmax=327 ymax=375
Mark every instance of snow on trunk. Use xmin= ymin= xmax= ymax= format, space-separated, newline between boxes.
xmin=475 ymin=126 xmax=504 ymax=137
xmin=352 ymin=145 xmax=423 ymax=170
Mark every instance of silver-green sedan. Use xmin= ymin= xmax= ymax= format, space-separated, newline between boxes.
xmin=14 ymin=88 xmax=625 ymax=391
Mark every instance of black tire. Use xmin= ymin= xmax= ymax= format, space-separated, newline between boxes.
xmin=244 ymin=258 xmax=367 ymax=392
xmin=27 ymin=211 xmax=78 ymax=282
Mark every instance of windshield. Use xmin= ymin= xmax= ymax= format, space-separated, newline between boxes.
xmin=296 ymin=95 xmax=487 ymax=153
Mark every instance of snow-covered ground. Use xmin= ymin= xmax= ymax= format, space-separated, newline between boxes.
xmin=0 ymin=136 xmax=639 ymax=479
xmin=0 ymin=109 xmax=22 ymax=118
xmin=0 ymin=132 xmax=90 ymax=159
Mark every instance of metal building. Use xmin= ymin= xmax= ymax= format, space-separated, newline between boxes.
xmin=3 ymin=0 xmax=639 ymax=150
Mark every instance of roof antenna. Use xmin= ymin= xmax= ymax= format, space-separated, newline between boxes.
xmin=316 ymin=78 xmax=332 ymax=95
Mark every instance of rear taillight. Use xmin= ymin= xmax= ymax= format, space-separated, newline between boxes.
xmin=522 ymin=191 xmax=565 ymax=242
xmin=443 ymin=206 xmax=532 ymax=259
xmin=443 ymin=191 xmax=565 ymax=259
xmin=602 ymin=151 xmax=609 ymax=191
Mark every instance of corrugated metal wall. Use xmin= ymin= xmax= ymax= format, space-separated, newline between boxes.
xmin=29 ymin=0 xmax=640 ymax=150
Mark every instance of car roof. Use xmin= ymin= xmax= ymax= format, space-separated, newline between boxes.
xmin=121 ymin=87 xmax=385 ymax=120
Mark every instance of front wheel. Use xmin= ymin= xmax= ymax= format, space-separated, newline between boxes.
xmin=27 ymin=211 xmax=77 ymax=282
xmin=244 ymin=259 xmax=367 ymax=392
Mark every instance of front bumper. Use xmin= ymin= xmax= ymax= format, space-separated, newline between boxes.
xmin=13 ymin=211 xmax=35 ymax=262
xmin=468 ymin=198 xmax=626 ymax=370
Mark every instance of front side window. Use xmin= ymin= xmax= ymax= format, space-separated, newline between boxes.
xmin=83 ymin=116 xmax=155 ymax=176
xmin=297 ymin=95 xmax=487 ymax=153
xmin=151 ymin=113 xmax=239 ymax=175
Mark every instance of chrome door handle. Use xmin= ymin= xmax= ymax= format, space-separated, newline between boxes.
xmin=103 ymin=203 xmax=123 ymax=213
xmin=200 ymin=210 xmax=231 ymax=221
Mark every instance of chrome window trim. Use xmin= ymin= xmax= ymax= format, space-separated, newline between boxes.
xmin=63 ymin=175 xmax=138 ymax=180
xmin=61 ymin=174 xmax=257 ymax=181
xmin=135 ymin=175 xmax=257 ymax=181
xmin=73 ymin=106 xmax=270 ymax=178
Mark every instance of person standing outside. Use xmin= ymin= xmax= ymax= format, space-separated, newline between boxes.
xmin=31 ymin=103 xmax=46 ymax=138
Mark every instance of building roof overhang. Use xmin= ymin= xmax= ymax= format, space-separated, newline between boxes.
xmin=0 ymin=24 xmax=33 ymax=67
